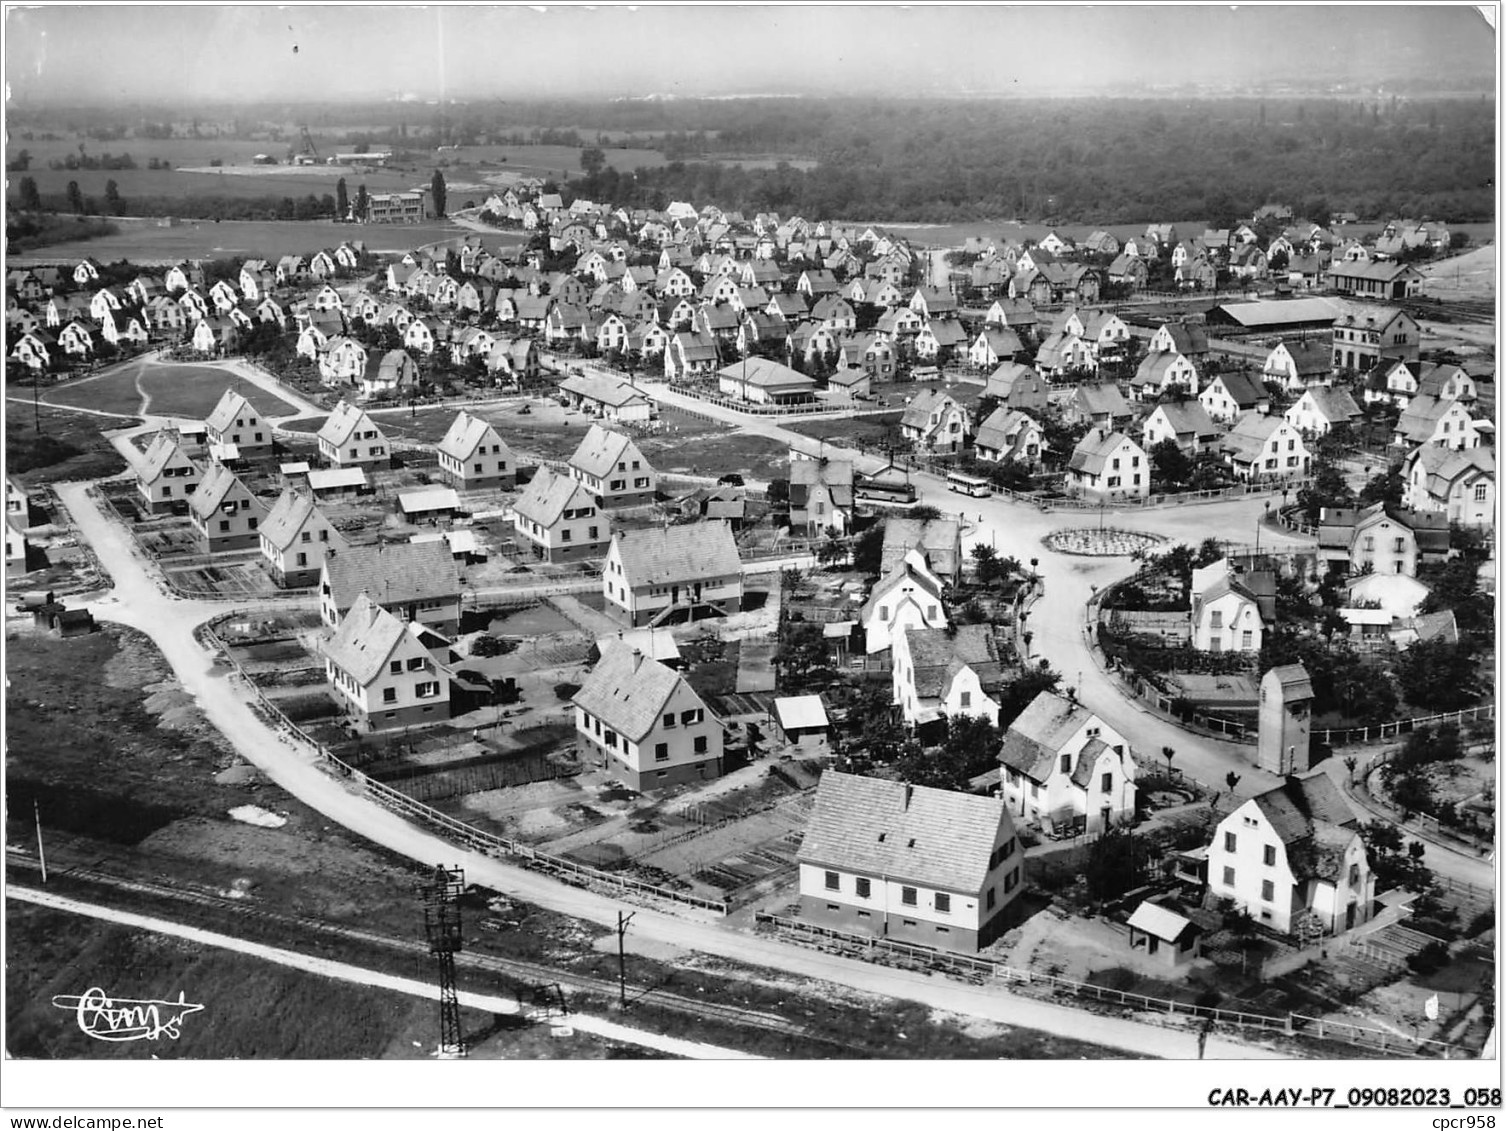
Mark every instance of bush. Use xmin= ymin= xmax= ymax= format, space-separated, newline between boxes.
xmin=553 ymin=681 xmax=580 ymax=701
xmin=1405 ymin=940 xmax=1451 ymax=976
xmin=470 ymin=634 xmax=517 ymax=658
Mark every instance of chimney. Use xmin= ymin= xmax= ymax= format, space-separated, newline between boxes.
xmin=903 ymin=783 xmax=913 ymax=810
xmin=630 ymin=647 xmax=644 ymax=672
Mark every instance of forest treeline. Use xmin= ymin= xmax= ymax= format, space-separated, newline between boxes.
xmin=573 ymin=96 xmax=1495 ymax=223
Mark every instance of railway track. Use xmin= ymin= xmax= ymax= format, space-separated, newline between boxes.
xmin=4 ymin=845 xmax=817 ymax=1049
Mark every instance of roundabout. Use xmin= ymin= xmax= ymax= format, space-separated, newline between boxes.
xmin=1042 ymin=527 xmax=1166 ymax=557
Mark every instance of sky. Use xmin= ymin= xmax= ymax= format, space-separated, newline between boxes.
xmin=2 ymin=4 xmax=1496 ymax=105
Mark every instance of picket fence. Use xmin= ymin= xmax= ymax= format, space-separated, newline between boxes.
xmin=201 ymin=612 xmax=729 ymax=916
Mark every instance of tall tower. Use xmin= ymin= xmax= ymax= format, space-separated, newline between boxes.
xmin=1257 ymin=664 xmax=1314 ymax=776
xmin=421 ymin=864 xmax=466 ymax=1058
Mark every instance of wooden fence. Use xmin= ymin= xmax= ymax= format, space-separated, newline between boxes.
xmin=755 ymin=913 xmax=1466 ymax=1057
xmin=201 ymin=611 xmax=730 ymax=916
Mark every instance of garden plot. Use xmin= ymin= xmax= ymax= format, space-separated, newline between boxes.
xmin=165 ymin=560 xmax=285 ymax=600
xmin=1044 ymin=528 xmax=1166 ymax=557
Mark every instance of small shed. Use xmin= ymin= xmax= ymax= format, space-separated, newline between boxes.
xmin=279 ymin=461 xmax=312 ymax=482
xmin=773 ymin=694 xmax=831 ymax=748
xmin=822 ymin=619 xmax=856 ymax=666
xmin=1126 ymin=900 xmax=1202 ymax=967
xmin=398 ymin=486 xmax=462 ymax=524
xmin=599 ymin=627 xmax=681 ymax=669
xmin=307 ymin=467 xmax=368 ymax=500
xmin=208 ymin=441 xmax=242 ymax=465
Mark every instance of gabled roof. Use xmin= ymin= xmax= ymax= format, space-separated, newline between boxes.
xmin=862 ymin=550 xmax=945 ymax=621
xmin=1247 ymin=771 xmax=1360 ymax=882
xmin=1220 ymin=412 xmax=1289 ymax=461
xmin=1395 ymin=394 xmax=1472 ymax=444
xmin=975 ymin=408 xmax=1039 ymax=455
xmin=560 ymin=373 xmax=650 ymax=409
xmin=613 ymin=521 xmax=740 ymax=588
xmin=900 ymin=623 xmax=1001 ymax=699
xmin=321 ymin=593 xmax=413 ymax=686
xmin=900 ymin=389 xmax=961 ymax=430
xmin=879 ymin=518 xmax=961 ymax=578
xmin=569 ymin=423 xmax=647 ymax=479
xmin=437 ymin=411 xmax=508 ymax=462
xmin=204 ymin=389 xmax=256 ymax=432
xmin=1405 ymin=444 xmax=1494 ymax=496
xmin=317 ymin=400 xmax=381 ymax=448
xmin=513 ymin=466 xmax=591 ymax=527
xmin=189 ymin=462 xmax=252 ymax=521
xmin=1297 ymin=386 xmax=1361 ymax=423
xmin=798 ymin=771 xmax=1010 ymax=894
xmin=572 ymin=641 xmax=706 ymax=743
xmin=1208 ymin=370 xmax=1267 ymax=407
xmin=789 ymin=459 xmax=855 ymax=508
xmin=718 ymin=356 xmax=815 ymax=391
xmin=322 ymin=539 xmax=462 ymax=610
xmin=260 ymin=489 xmax=337 ymax=552
xmin=1126 ymin=901 xmax=1197 ymax=943
xmin=138 ymin=431 xmax=199 ymax=483
xmin=1150 ymin=401 xmax=1219 ymax=440
xmin=998 ymin=690 xmax=1099 ymax=783
xmin=1069 ymin=428 xmax=1137 ymax=475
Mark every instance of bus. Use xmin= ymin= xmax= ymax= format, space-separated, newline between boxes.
xmin=946 ymin=470 xmax=993 ymax=497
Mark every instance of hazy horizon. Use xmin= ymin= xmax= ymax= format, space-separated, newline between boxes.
xmin=4 ymin=4 xmax=1496 ymax=107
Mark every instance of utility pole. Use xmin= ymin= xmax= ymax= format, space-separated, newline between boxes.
xmin=616 ymin=910 xmax=636 ymax=1009
xmin=34 ymin=800 xmax=46 ymax=883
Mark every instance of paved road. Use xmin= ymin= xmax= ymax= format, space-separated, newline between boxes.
xmin=52 ymin=480 xmax=1285 ymax=1059
xmin=11 ymin=885 xmax=759 ymax=1062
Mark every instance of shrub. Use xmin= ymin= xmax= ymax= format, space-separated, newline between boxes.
xmin=1405 ymin=940 xmax=1451 ymax=976
xmin=470 ymin=634 xmax=517 ymax=658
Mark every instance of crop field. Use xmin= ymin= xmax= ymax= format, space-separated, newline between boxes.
xmin=40 ymin=361 xmax=299 ymax=420
xmin=6 ymin=218 xmax=509 ymax=265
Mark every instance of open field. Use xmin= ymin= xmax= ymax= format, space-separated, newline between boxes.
xmin=40 ymin=360 xmax=300 ymax=420
xmin=4 ymin=402 xmax=136 ymax=484
xmin=781 ymin=411 xmax=903 ymax=449
xmin=290 ymin=398 xmax=789 ymax=481
xmin=5 ymin=218 xmax=515 ymax=264
xmin=1420 ymin=244 xmax=1496 ymax=301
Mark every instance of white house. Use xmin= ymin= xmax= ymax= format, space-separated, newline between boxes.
xmin=797 ymin=771 xmax=1025 ymax=953
xmin=1401 ymin=445 xmax=1495 ymax=530
xmin=602 ymin=521 xmax=743 ymax=627
xmin=996 ymin=690 xmax=1137 ymax=835
xmin=716 ymin=358 xmax=817 ymax=405
xmin=899 ymin=390 xmax=970 ymax=454
xmin=135 ymin=430 xmax=203 ymax=515
xmin=1285 ymin=386 xmax=1362 ymax=437
xmin=318 ymin=538 xmax=463 ymax=635
xmin=572 ymin=642 xmax=724 ymax=791
xmin=512 ymin=467 xmax=609 ymax=563
xmin=973 ymin=408 xmax=1043 ymax=466
xmin=259 ymin=489 xmax=346 ymax=588
xmin=204 ymin=389 xmax=273 ymax=459
xmin=1189 ymin=559 xmax=1264 ymax=653
xmin=322 ymin=594 xmax=450 ymax=732
xmin=1131 ymin=352 xmax=1200 ymax=401
xmin=436 ymin=411 xmax=514 ymax=491
xmin=1205 ymin=771 xmax=1374 ymax=936
xmin=860 ymin=550 xmax=948 ymax=655
xmin=188 ymin=463 xmax=268 ymax=554
xmin=1219 ymin=414 xmax=1311 ymax=481
xmin=316 ymin=401 xmax=390 ymax=468
xmin=568 ymin=424 xmax=657 ymax=508
xmin=1141 ymin=401 xmax=1221 ymax=456
xmin=1066 ymin=429 xmax=1149 ymax=501
xmin=891 ymin=624 xmax=1001 ymax=728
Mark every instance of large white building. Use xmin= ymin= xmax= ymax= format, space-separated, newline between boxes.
xmin=1205 ymin=771 xmax=1374 ymax=937
xmin=796 ymin=771 xmax=1025 ymax=953
xmin=602 ymin=521 xmax=743 ymax=627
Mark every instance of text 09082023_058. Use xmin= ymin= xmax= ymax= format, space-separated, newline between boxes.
xmin=1208 ymin=1088 xmax=1502 ymax=1108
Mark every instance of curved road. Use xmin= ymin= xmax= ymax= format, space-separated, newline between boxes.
xmin=51 ymin=478 xmax=1288 ymax=1060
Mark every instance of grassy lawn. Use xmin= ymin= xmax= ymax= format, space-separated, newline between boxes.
xmin=7 ymin=218 xmax=518 ymax=264
xmin=781 ymin=411 xmax=902 ymax=449
xmin=5 ymin=403 xmax=135 ymax=484
xmin=138 ymin=365 xmax=300 ymax=418
xmin=40 ymin=366 xmax=148 ymax=416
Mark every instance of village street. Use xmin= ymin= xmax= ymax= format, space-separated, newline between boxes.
xmin=51 ymin=477 xmax=1293 ymax=1060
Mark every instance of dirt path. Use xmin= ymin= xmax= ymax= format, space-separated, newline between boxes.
xmin=9 ymin=886 xmax=759 ymax=1061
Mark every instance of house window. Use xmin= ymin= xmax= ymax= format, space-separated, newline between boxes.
xmin=1210 ymin=611 xmax=1223 ymax=630
xmin=383 ymin=687 xmax=397 ymax=703
xmin=1224 ymin=832 xmax=1237 ymax=853
xmin=934 ymin=893 xmax=950 ymax=913
xmin=414 ymin=681 xmax=440 ymax=699
xmin=693 ymin=735 xmax=708 ymax=754
xmin=219 ymin=520 xmax=231 ymax=532
xmin=604 ymin=730 xmax=618 ymax=749
xmin=1475 ymin=483 xmax=1488 ymax=502
xmin=1263 ymin=844 xmax=1277 ymax=866
xmin=1222 ymin=866 xmax=1236 ymax=887
xmin=1261 ymin=880 xmax=1275 ymax=902
xmin=1060 ymin=753 xmax=1071 ymax=774
xmin=901 ymin=886 xmax=917 ymax=906
xmin=1349 ymin=863 xmax=1361 ymax=886
xmin=407 ymin=657 xmax=425 ymax=671
xmin=825 ymin=870 xmax=840 ymax=891
xmin=1100 ymin=772 xmax=1112 ymax=793
xmin=390 ymin=660 xmax=403 ymax=675
xmin=855 ymin=877 xmax=871 ymax=898
xmin=959 ymin=691 xmax=971 ymax=708
xmin=663 ymin=713 xmax=676 ymax=728
xmin=301 ymin=531 xmax=312 ymax=543
xmin=986 ymin=887 xmax=997 ymax=909
xmin=1004 ymin=867 xmax=1019 ymax=893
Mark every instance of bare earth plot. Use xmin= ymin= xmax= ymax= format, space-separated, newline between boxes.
xmin=1419 ymin=243 xmax=1496 ymax=301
